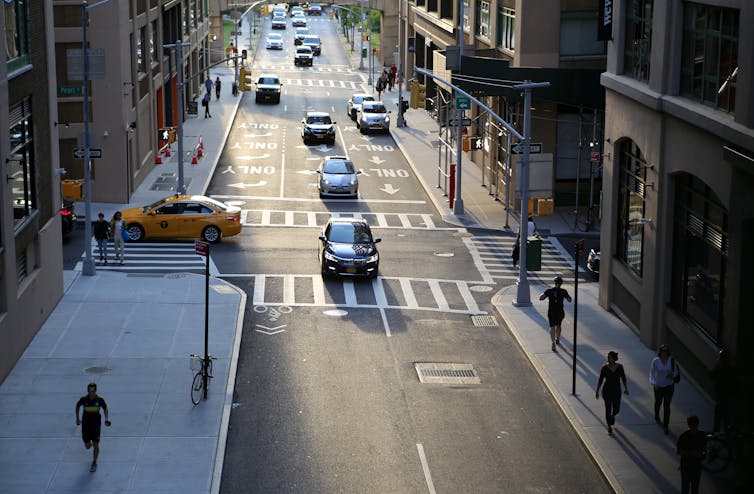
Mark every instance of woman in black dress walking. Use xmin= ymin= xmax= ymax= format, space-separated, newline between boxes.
xmin=595 ymin=351 xmax=629 ymax=434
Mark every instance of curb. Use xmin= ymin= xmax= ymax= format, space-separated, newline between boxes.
xmin=491 ymin=286 xmax=622 ymax=494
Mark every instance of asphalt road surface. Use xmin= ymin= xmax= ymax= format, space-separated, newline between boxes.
xmin=215 ymin=13 xmax=610 ymax=494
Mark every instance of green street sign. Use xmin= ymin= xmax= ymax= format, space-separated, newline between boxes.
xmin=455 ymin=96 xmax=470 ymax=110
xmin=58 ymin=86 xmax=82 ymax=96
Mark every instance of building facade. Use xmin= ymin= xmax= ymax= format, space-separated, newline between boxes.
xmin=52 ymin=0 xmax=211 ymax=203
xmin=1 ymin=1 xmax=64 ymax=382
xmin=600 ymin=0 xmax=754 ymax=402
xmin=401 ymin=0 xmax=607 ymax=213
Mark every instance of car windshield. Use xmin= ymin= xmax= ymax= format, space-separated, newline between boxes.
xmin=329 ymin=223 xmax=372 ymax=244
xmin=268 ymin=34 xmax=282 ymax=40
xmin=143 ymin=197 xmax=171 ymax=213
xmin=296 ymin=29 xmax=309 ymax=36
xmin=307 ymin=115 xmax=332 ymax=124
xmin=323 ymin=160 xmax=355 ymax=174
xmin=354 ymin=95 xmax=374 ymax=105
xmin=303 ymin=37 xmax=320 ymax=44
xmin=297 ymin=47 xmax=312 ymax=53
xmin=259 ymin=77 xmax=279 ymax=85
xmin=195 ymin=196 xmax=229 ymax=211
xmin=364 ymin=105 xmax=387 ymax=113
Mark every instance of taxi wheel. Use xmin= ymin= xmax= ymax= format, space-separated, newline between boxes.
xmin=127 ymin=224 xmax=144 ymax=242
xmin=202 ymin=225 xmax=221 ymax=243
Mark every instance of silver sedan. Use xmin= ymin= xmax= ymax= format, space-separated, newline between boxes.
xmin=316 ymin=156 xmax=362 ymax=198
xmin=356 ymin=101 xmax=390 ymax=134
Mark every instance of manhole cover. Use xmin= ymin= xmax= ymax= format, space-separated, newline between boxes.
xmin=84 ymin=366 xmax=111 ymax=375
xmin=469 ymin=285 xmax=493 ymax=293
xmin=323 ymin=309 xmax=348 ymax=317
xmin=471 ymin=315 xmax=498 ymax=327
xmin=414 ymin=363 xmax=480 ymax=384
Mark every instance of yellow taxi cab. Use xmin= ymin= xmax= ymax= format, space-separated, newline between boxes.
xmin=122 ymin=194 xmax=242 ymax=243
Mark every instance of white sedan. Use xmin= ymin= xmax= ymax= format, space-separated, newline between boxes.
xmin=265 ymin=33 xmax=284 ymax=50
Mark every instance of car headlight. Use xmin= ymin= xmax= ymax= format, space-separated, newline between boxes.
xmin=327 ymin=127 xmax=335 ymax=135
xmin=304 ymin=127 xmax=313 ymax=134
xmin=384 ymin=116 xmax=390 ymax=123
xmin=321 ymin=178 xmax=330 ymax=185
xmin=324 ymin=251 xmax=337 ymax=261
xmin=350 ymin=177 xmax=357 ymax=185
xmin=366 ymin=253 xmax=379 ymax=263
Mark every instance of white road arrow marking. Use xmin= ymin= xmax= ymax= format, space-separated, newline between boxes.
xmin=348 ymin=145 xmax=360 ymax=151
xmin=296 ymin=170 xmax=318 ymax=175
xmin=238 ymin=123 xmax=247 ymax=129
xmin=343 ymin=126 xmax=357 ymax=132
xmin=255 ymin=328 xmax=286 ymax=335
xmin=360 ymin=135 xmax=373 ymax=142
xmin=256 ymin=324 xmax=286 ymax=331
xmin=243 ymin=133 xmax=273 ymax=138
xmin=231 ymin=142 xmax=241 ymax=149
xmin=228 ymin=181 xmax=268 ymax=189
xmin=236 ymin=154 xmax=270 ymax=160
xmin=315 ymin=145 xmax=332 ymax=152
xmin=380 ymin=184 xmax=400 ymax=195
xmin=368 ymin=156 xmax=386 ymax=165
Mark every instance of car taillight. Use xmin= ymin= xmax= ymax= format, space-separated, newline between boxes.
xmin=227 ymin=215 xmax=240 ymax=222
xmin=60 ymin=209 xmax=72 ymax=216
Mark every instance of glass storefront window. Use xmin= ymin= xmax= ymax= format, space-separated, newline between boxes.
xmin=8 ymin=100 xmax=36 ymax=228
xmin=616 ymin=139 xmax=648 ymax=277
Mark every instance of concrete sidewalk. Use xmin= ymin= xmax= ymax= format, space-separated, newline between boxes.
xmin=335 ymin=18 xmax=731 ymax=494
xmin=0 ymin=19 xmax=260 ymax=494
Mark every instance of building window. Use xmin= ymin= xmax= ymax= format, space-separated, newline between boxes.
xmin=8 ymin=99 xmax=36 ymax=229
xmin=475 ymin=1 xmax=490 ymax=38
xmin=671 ymin=174 xmax=728 ymax=343
xmin=624 ymin=0 xmax=653 ymax=82
xmin=616 ymin=139 xmax=647 ymax=277
xmin=681 ymin=3 xmax=739 ymax=113
xmin=560 ymin=11 xmax=606 ymax=57
xmin=462 ymin=0 xmax=470 ymax=31
xmin=149 ymin=21 xmax=158 ymax=63
xmin=136 ymin=26 xmax=146 ymax=73
xmin=4 ymin=0 xmax=30 ymax=72
xmin=497 ymin=7 xmax=515 ymax=52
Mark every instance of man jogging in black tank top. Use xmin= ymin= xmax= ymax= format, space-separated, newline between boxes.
xmin=75 ymin=382 xmax=111 ymax=472
xmin=539 ymin=276 xmax=572 ymax=352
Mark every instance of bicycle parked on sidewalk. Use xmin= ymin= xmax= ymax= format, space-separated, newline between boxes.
xmin=190 ymin=353 xmax=216 ymax=405
xmin=703 ymin=426 xmax=754 ymax=474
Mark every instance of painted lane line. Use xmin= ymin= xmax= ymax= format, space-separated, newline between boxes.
xmin=342 ymin=280 xmax=357 ymax=306
xmin=308 ymin=211 xmax=317 ymax=227
xmin=283 ymin=275 xmax=295 ymax=305
xmin=416 ymin=444 xmax=437 ymax=494
xmin=279 ymin=153 xmax=286 ymax=198
xmin=428 ymin=280 xmax=449 ymax=311
xmin=421 ymin=214 xmax=435 ymax=229
xmin=253 ymin=275 xmax=265 ymax=305
xmin=211 ymin=195 xmax=426 ymax=205
xmin=379 ymin=307 xmax=391 ymax=337
xmin=399 ymin=214 xmax=412 ymax=228
xmin=400 ymin=278 xmax=419 ymax=309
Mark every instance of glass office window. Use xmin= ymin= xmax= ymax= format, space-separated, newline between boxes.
xmin=624 ymin=0 xmax=653 ymax=81
xmin=616 ymin=139 xmax=648 ymax=277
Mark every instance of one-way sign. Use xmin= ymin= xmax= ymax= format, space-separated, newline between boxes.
xmin=73 ymin=148 xmax=102 ymax=159
xmin=511 ymin=142 xmax=542 ymax=154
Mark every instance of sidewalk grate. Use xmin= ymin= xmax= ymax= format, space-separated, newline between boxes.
xmin=471 ymin=315 xmax=498 ymax=327
xmin=414 ymin=363 xmax=481 ymax=384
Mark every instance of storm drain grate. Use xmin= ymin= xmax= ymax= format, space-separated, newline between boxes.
xmin=414 ymin=363 xmax=481 ymax=384
xmin=471 ymin=315 xmax=498 ymax=327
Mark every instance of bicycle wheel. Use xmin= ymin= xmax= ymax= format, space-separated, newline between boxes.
xmin=191 ymin=371 xmax=204 ymax=406
xmin=703 ymin=436 xmax=732 ymax=473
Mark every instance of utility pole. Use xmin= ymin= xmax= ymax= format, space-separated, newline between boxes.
xmin=367 ymin=0 xmax=373 ymax=87
xmin=81 ymin=1 xmax=95 ymax=276
xmin=397 ymin=0 xmax=406 ymax=127
xmin=453 ymin=0 xmax=465 ymax=215
xmin=164 ymin=41 xmax=190 ymax=194
xmin=359 ymin=0 xmax=365 ymax=70
xmin=587 ymin=108 xmax=598 ymax=231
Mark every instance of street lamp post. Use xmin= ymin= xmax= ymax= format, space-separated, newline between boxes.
xmin=396 ymin=0 xmax=406 ymax=127
xmin=359 ymin=0 xmax=365 ymax=70
xmin=453 ymin=0 xmax=466 ymax=215
xmin=164 ymin=42 xmax=190 ymax=194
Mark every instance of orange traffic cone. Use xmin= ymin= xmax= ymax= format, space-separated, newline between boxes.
xmin=156 ymin=153 xmax=162 ymax=164
xmin=191 ymin=153 xmax=198 ymax=165
xmin=199 ymin=136 xmax=204 ymax=150
xmin=165 ymin=145 xmax=171 ymax=157
xmin=197 ymin=147 xmax=203 ymax=158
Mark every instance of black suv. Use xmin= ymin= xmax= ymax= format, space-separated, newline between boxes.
xmin=255 ymin=74 xmax=282 ymax=104
xmin=307 ymin=3 xmax=322 ymax=15
xmin=302 ymin=35 xmax=321 ymax=56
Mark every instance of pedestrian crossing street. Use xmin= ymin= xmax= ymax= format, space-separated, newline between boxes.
xmin=81 ymin=241 xmax=215 ymax=275
xmin=465 ymin=235 xmax=586 ymax=283
xmin=241 ymin=209 xmax=458 ymax=230
xmin=223 ymin=274 xmax=488 ymax=315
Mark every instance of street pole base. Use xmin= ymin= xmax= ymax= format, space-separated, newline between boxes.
xmin=397 ymin=115 xmax=406 ymax=128
xmin=512 ymin=279 xmax=532 ymax=307
xmin=452 ymin=198 xmax=464 ymax=216
xmin=82 ymin=258 xmax=97 ymax=277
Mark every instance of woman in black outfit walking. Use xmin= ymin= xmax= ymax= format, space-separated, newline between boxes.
xmin=595 ymin=351 xmax=629 ymax=434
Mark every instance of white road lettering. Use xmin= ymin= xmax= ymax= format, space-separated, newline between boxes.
xmin=368 ymin=156 xmax=386 ymax=164
xmin=370 ymin=169 xmax=409 ymax=178
xmin=221 ymin=166 xmax=236 ymax=174
xmin=228 ymin=181 xmax=268 ymax=188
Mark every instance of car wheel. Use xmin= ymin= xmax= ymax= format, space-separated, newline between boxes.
xmin=276 ymin=96 xmax=281 ymax=104
xmin=202 ymin=225 xmax=221 ymax=243
xmin=320 ymin=262 xmax=329 ymax=278
xmin=360 ymin=126 xmax=366 ymax=134
xmin=351 ymin=109 xmax=357 ymax=120
xmin=126 ymin=224 xmax=144 ymax=242
xmin=255 ymin=96 xmax=260 ymax=103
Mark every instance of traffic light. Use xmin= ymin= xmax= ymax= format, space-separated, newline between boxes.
xmin=241 ymin=49 xmax=247 ymax=61
xmin=239 ymin=67 xmax=252 ymax=91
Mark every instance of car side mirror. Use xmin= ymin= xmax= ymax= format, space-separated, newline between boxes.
xmin=388 ymin=110 xmax=392 ymax=113
xmin=318 ymin=235 xmax=326 ymax=241
xmin=374 ymin=238 xmax=382 ymax=243
xmin=315 ymin=169 xmax=321 ymax=174
xmin=357 ymin=169 xmax=363 ymax=175
xmin=332 ymin=121 xmax=337 ymax=125
xmin=301 ymin=120 xmax=305 ymax=124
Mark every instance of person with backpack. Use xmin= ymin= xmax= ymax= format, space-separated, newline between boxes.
xmin=649 ymin=344 xmax=681 ymax=435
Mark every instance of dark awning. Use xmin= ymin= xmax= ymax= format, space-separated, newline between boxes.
xmin=452 ymin=56 xmax=605 ymax=109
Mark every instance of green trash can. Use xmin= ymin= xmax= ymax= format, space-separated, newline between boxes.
xmin=526 ymin=236 xmax=542 ymax=271
xmin=362 ymin=48 xmax=367 ymax=58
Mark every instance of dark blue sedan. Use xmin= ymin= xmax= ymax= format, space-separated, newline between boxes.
xmin=318 ymin=218 xmax=380 ymax=278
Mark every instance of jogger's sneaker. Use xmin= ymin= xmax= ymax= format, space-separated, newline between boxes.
xmin=551 ymin=342 xmax=557 ymax=352
xmin=556 ymin=339 xmax=561 ymax=345
xmin=90 ymin=462 xmax=97 ymax=472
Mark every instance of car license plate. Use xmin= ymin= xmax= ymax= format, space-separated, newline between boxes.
xmin=346 ymin=268 xmax=357 ymax=273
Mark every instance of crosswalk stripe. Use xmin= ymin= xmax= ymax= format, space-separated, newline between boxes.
xmin=456 ymin=281 xmax=479 ymax=314
xmin=375 ymin=213 xmax=387 ymax=227
xmin=421 ymin=214 xmax=435 ymax=229
xmin=399 ymin=214 xmax=411 ymax=228
xmin=312 ymin=275 xmax=326 ymax=306
xmin=261 ymin=210 xmax=271 ymax=225
xmin=285 ymin=211 xmax=294 ymax=225
xmin=428 ymin=280 xmax=449 ymax=311
xmin=342 ymin=280 xmax=357 ymax=306
xmin=400 ymin=278 xmax=419 ymax=309
xmin=253 ymin=275 xmax=265 ymax=305
xmin=284 ymin=275 xmax=295 ymax=305
xmin=372 ymin=277 xmax=387 ymax=307
xmin=308 ymin=211 xmax=317 ymax=227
